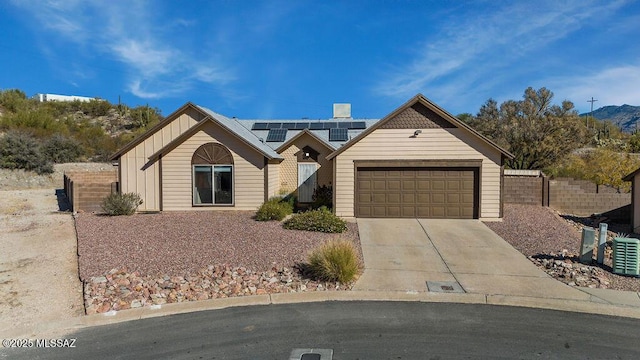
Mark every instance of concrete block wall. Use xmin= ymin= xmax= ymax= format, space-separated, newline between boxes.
xmin=548 ymin=178 xmax=630 ymax=216
xmin=504 ymin=176 xmax=543 ymax=205
xmin=64 ymin=170 xmax=117 ymax=213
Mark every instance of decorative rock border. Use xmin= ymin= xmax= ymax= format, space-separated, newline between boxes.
xmin=84 ymin=265 xmax=351 ymax=314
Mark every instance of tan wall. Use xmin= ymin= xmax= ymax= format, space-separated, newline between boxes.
xmin=161 ymin=121 xmax=265 ymax=211
xmin=119 ymin=108 xmax=204 ymax=211
xmin=266 ymin=161 xmax=280 ymax=199
xmin=333 ymin=128 xmax=503 ymax=219
xmin=278 ymin=135 xmax=333 ymax=195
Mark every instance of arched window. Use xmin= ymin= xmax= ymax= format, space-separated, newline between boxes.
xmin=192 ymin=143 xmax=234 ymax=205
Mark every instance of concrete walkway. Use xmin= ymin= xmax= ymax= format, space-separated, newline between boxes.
xmin=354 ymin=218 xmax=638 ymax=304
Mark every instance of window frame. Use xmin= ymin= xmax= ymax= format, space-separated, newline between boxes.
xmin=192 ymin=164 xmax=235 ymax=206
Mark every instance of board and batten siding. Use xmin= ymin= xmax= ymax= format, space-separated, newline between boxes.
xmin=333 ymin=128 xmax=503 ymax=219
xmin=266 ymin=161 xmax=280 ymax=199
xmin=120 ymin=109 xmax=203 ymax=211
xmin=161 ymin=121 xmax=265 ymax=211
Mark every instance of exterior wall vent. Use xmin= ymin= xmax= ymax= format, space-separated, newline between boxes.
xmin=612 ymin=237 xmax=640 ymax=276
xmin=333 ymin=103 xmax=351 ymax=118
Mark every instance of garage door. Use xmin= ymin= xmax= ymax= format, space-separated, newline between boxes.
xmin=356 ymin=167 xmax=478 ymax=218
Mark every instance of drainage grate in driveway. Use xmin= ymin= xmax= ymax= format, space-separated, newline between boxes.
xmin=426 ymin=281 xmax=465 ymax=293
xmin=289 ymin=348 xmax=333 ymax=360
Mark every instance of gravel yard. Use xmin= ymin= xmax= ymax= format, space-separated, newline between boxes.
xmin=76 ymin=211 xmax=362 ymax=313
xmin=76 ymin=211 xmax=360 ymax=280
xmin=486 ymin=204 xmax=640 ymax=292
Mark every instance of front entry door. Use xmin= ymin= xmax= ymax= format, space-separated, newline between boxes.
xmin=298 ymin=164 xmax=317 ymax=203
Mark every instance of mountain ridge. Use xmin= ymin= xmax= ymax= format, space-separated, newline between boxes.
xmin=580 ymin=104 xmax=640 ymax=132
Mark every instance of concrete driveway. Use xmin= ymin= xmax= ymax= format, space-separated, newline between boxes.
xmin=354 ymin=219 xmax=592 ymax=301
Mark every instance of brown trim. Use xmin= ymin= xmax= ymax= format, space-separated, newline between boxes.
xmin=623 ymin=167 xmax=640 ymax=182
xmin=632 ymin=177 xmax=636 ymax=232
xmin=353 ymin=159 xmax=483 ymax=168
xmin=264 ymin=157 xmax=269 ymax=202
xmin=326 ymin=94 xmax=514 ymax=161
xmin=499 ymin=164 xmax=504 ymax=218
xmin=158 ymin=154 xmax=163 ymax=211
xmin=117 ymin=158 xmax=122 ymax=194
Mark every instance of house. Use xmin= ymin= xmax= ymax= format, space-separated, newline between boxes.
xmin=34 ymin=93 xmax=100 ymax=102
xmin=623 ymin=168 xmax=640 ymax=233
xmin=109 ymin=94 xmax=513 ymax=219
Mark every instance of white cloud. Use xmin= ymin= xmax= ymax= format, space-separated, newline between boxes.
xmin=373 ymin=0 xmax=628 ymax=107
xmin=11 ymin=0 xmax=234 ymax=99
xmin=551 ymin=64 xmax=640 ymax=111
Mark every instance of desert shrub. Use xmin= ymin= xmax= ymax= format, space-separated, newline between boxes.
xmin=307 ymin=240 xmax=361 ymax=283
xmin=255 ymin=197 xmax=294 ymax=221
xmin=80 ymin=99 xmax=112 ymax=117
xmin=283 ymin=207 xmax=347 ymax=233
xmin=0 ymin=89 xmax=29 ymax=112
xmin=311 ymin=185 xmax=332 ymax=209
xmin=101 ymin=192 xmax=143 ymax=216
xmin=0 ymin=131 xmax=53 ymax=174
xmin=42 ymin=134 xmax=84 ymax=163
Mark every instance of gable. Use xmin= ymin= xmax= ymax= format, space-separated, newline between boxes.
xmin=327 ymin=93 xmax=513 ymax=161
xmin=380 ymin=103 xmax=455 ymax=129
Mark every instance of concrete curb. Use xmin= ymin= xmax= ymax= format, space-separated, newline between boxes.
xmin=5 ymin=289 xmax=640 ymax=339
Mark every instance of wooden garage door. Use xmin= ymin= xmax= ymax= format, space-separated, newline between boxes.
xmin=356 ymin=167 xmax=478 ymax=218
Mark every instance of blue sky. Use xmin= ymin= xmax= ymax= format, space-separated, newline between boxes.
xmin=1 ymin=0 xmax=639 ymax=119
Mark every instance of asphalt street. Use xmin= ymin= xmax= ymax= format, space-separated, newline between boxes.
xmin=2 ymin=301 xmax=639 ymax=359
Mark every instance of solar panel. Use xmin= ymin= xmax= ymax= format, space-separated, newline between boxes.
xmin=294 ymin=122 xmax=310 ymax=129
xmin=266 ymin=129 xmax=287 ymax=142
xmin=252 ymin=122 xmax=269 ymax=130
xmin=309 ymin=122 xmax=324 ymax=130
xmin=350 ymin=121 xmax=366 ymax=129
xmin=267 ymin=122 xmax=282 ymax=129
xmin=323 ymin=122 xmax=337 ymax=129
xmin=338 ymin=122 xmax=351 ymax=128
xmin=329 ymin=128 xmax=348 ymax=141
xmin=282 ymin=122 xmax=297 ymax=130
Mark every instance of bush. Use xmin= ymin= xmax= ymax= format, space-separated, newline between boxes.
xmin=42 ymin=134 xmax=84 ymax=163
xmin=311 ymin=185 xmax=332 ymax=209
xmin=0 ymin=131 xmax=53 ymax=174
xmin=283 ymin=207 xmax=347 ymax=233
xmin=307 ymin=240 xmax=361 ymax=283
xmin=255 ymin=197 xmax=294 ymax=221
xmin=101 ymin=192 xmax=143 ymax=216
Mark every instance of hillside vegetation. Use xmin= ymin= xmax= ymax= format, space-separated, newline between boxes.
xmin=459 ymin=87 xmax=640 ymax=191
xmin=0 ymin=89 xmax=162 ymax=174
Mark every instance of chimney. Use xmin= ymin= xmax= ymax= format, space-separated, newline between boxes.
xmin=333 ymin=103 xmax=351 ymax=118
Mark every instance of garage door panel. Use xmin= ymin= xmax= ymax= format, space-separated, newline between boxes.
xmin=432 ymin=180 xmax=446 ymax=190
xmin=356 ymin=167 xmax=478 ymax=219
xmin=402 ymin=193 xmax=416 ymax=204
xmin=387 ymin=180 xmax=401 ymax=191
xmin=402 ymin=180 xmax=416 ymax=190
xmin=373 ymin=180 xmax=387 ymax=190
xmin=431 ymin=193 xmax=445 ymax=204
xmin=387 ymin=193 xmax=401 ymax=204
xmin=416 ymin=180 xmax=431 ymax=190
